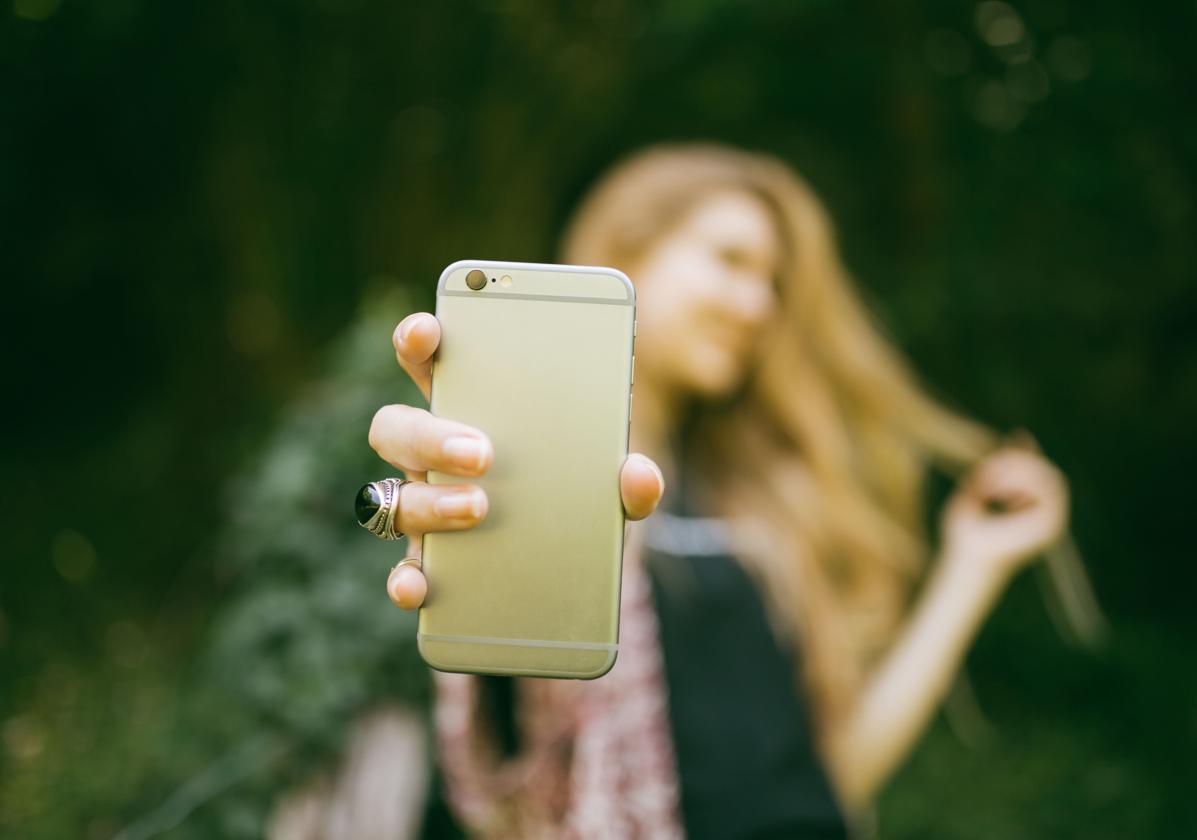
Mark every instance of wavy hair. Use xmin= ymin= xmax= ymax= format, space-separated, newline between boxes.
xmin=560 ymin=143 xmax=1001 ymax=733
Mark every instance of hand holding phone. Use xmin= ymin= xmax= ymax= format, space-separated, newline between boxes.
xmin=368 ymin=261 xmax=665 ymax=678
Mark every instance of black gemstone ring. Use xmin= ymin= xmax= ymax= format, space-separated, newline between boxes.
xmin=355 ymin=478 xmax=411 ymax=541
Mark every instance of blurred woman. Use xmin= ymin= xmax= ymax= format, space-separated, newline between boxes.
xmin=370 ymin=143 xmax=1073 ymax=838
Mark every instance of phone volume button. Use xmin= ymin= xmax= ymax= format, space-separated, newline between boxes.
xmin=630 ymin=354 xmax=635 ymax=385
xmin=628 ymin=390 xmax=633 ymax=423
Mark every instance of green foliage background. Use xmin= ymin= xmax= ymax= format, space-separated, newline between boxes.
xmin=2 ymin=0 xmax=1194 ymax=837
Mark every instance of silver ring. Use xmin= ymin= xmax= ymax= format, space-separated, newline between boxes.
xmin=355 ymin=478 xmax=411 ymax=541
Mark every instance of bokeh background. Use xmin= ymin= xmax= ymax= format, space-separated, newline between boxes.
xmin=2 ymin=0 xmax=1195 ymax=837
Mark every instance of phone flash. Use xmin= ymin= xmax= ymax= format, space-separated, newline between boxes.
xmin=500 ymin=275 xmax=513 ymax=287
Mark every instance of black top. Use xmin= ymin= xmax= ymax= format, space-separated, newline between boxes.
xmin=641 ymin=452 xmax=847 ymax=840
xmin=466 ymin=448 xmax=847 ymax=839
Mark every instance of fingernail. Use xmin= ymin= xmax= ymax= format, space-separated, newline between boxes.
xmin=387 ymin=569 xmax=404 ymax=603
xmin=388 ymin=565 xmax=424 ymax=609
xmin=398 ymin=315 xmax=420 ymax=343
xmin=636 ymin=453 xmax=665 ymax=494
xmin=443 ymin=436 xmax=490 ymax=470
xmin=435 ymin=490 xmax=484 ymax=519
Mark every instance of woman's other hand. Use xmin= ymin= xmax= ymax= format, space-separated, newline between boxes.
xmin=374 ymin=312 xmax=666 ymax=610
xmin=940 ymin=440 xmax=1069 ymax=581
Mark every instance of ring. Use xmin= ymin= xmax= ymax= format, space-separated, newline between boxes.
xmin=355 ymin=478 xmax=411 ymax=541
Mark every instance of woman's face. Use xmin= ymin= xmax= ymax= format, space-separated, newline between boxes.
xmin=631 ymin=188 xmax=781 ymax=402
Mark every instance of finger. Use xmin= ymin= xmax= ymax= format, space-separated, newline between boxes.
xmin=970 ymin=449 xmax=1041 ymax=494
xmin=369 ymin=404 xmax=494 ymax=477
xmin=978 ymin=451 xmax=1059 ymax=500
xmin=621 ymin=453 xmax=665 ymax=521
xmin=982 ymin=488 xmax=1038 ymax=514
xmin=1004 ymin=427 xmax=1044 ymax=454
xmin=974 ymin=472 xmax=1041 ymax=512
xmin=387 ymin=563 xmax=427 ymax=610
xmin=393 ymin=313 xmax=441 ymax=402
xmin=395 ymin=481 xmax=488 ymax=536
xmin=974 ymin=456 xmax=1067 ymax=520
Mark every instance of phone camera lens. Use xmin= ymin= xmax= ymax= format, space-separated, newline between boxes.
xmin=465 ymin=269 xmax=487 ymax=291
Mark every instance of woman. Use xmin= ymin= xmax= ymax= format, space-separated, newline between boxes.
xmin=367 ymin=144 xmax=1071 ymax=838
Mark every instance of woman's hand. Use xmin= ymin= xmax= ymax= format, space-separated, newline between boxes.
xmin=940 ymin=440 xmax=1069 ymax=582
xmin=371 ymin=311 xmax=666 ymax=610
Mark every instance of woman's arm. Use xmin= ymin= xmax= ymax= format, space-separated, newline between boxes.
xmin=822 ymin=445 xmax=1069 ymax=808
xmin=823 ymin=543 xmax=1012 ymax=808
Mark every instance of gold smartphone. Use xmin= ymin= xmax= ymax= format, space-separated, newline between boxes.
xmin=418 ymin=259 xmax=636 ymax=679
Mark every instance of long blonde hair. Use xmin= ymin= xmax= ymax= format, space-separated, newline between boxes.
xmin=560 ymin=143 xmax=1000 ymax=732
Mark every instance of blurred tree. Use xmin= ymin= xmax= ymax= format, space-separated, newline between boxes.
xmin=1 ymin=0 xmax=1194 ymax=836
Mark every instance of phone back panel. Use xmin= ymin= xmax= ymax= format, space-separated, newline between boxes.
xmin=418 ymin=260 xmax=635 ymax=679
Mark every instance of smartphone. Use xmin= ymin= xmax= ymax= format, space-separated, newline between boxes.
xmin=418 ymin=259 xmax=636 ymax=679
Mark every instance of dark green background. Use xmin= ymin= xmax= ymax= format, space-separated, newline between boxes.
xmin=2 ymin=1 xmax=1194 ymax=837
